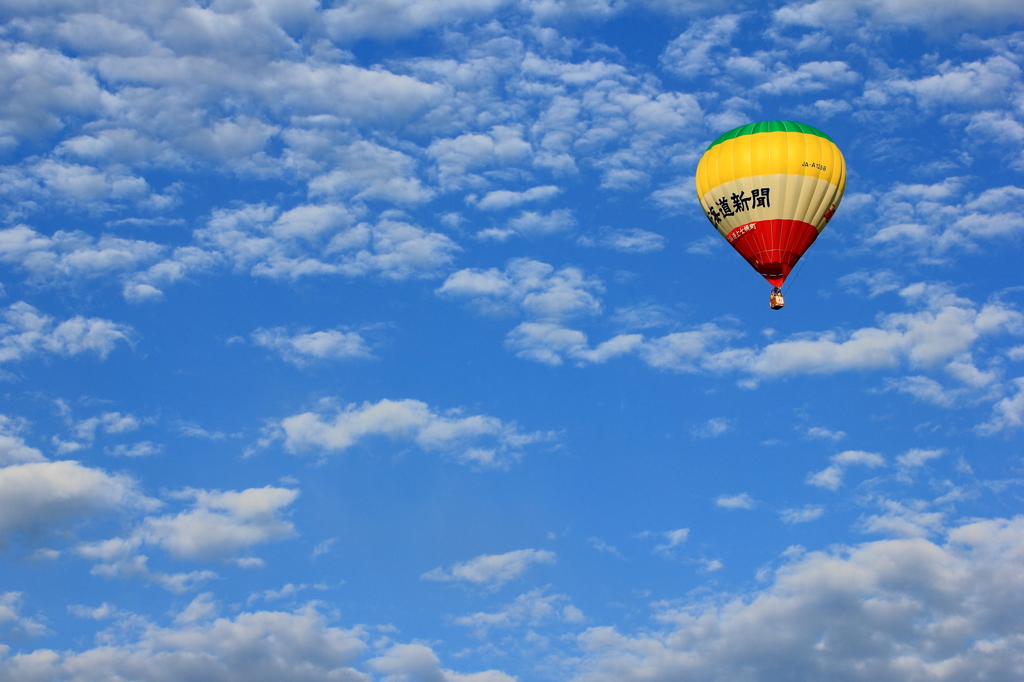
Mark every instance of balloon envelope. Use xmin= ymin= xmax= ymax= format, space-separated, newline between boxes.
xmin=695 ymin=121 xmax=846 ymax=287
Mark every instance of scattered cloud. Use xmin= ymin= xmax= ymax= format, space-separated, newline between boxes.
xmin=0 ymin=415 xmax=46 ymax=466
xmin=75 ymin=486 xmax=299 ymax=590
xmin=857 ymin=497 xmax=946 ymax=538
xmin=803 ymin=426 xmax=846 ymax=441
xmin=369 ymin=642 xmax=516 ymax=682
xmin=477 ymin=209 xmax=576 ymax=241
xmin=977 ymin=377 xmax=1024 ymax=434
xmin=577 ymin=227 xmax=666 ymax=253
xmin=454 ymin=588 xmax=579 ymax=637
xmin=0 ymin=302 xmax=134 ymax=364
xmin=105 ymin=441 xmax=162 ymax=458
xmin=471 ymin=185 xmax=561 ymax=211
xmin=0 ymin=603 xmax=369 ymax=680
xmin=0 ymin=460 xmax=157 ymax=546
xmin=275 ymin=398 xmax=554 ymax=468
xmin=640 ymin=528 xmax=690 ymax=556
xmin=0 ymin=592 xmax=47 ymax=637
xmin=498 ymin=284 xmax=1023 ymax=402
xmin=716 ymin=493 xmax=755 ymax=510
xmin=588 ymin=537 xmax=627 ymax=561
xmin=780 ymin=505 xmax=825 ymax=524
xmin=574 ymin=517 xmax=1024 ymax=681
xmin=896 ymin=448 xmax=944 ymax=470
xmin=252 ymin=327 xmax=373 ymax=366
xmin=807 ymin=450 xmax=886 ymax=491
xmin=693 ymin=417 xmax=730 ymax=438
xmin=438 ymin=258 xmax=603 ymax=322
xmin=422 ymin=549 xmax=556 ymax=588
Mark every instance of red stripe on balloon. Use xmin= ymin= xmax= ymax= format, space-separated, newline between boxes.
xmin=725 ymin=220 xmax=819 ymax=287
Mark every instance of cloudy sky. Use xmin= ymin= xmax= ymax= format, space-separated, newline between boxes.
xmin=1 ymin=0 xmax=1024 ymax=680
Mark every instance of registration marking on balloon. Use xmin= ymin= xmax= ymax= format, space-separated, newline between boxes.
xmin=695 ymin=121 xmax=846 ymax=298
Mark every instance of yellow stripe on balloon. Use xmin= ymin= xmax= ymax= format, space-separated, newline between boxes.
xmin=695 ymin=131 xmax=845 ymax=199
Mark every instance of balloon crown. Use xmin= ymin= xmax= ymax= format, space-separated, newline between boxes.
xmin=706 ymin=120 xmax=835 ymax=151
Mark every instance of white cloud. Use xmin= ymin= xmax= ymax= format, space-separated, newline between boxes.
xmin=277 ymin=398 xmax=553 ymax=468
xmin=312 ymin=538 xmax=337 ymax=559
xmin=660 ymin=15 xmax=741 ymax=79
xmin=421 ymin=548 xmax=556 ymax=587
xmin=0 ymin=460 xmax=156 ymax=545
xmin=175 ymin=421 xmax=226 ymax=440
xmin=896 ymin=448 xmax=944 ymax=469
xmin=74 ymin=486 xmax=298 ymax=590
xmin=0 ymin=225 xmax=165 ymax=285
xmin=506 ymin=285 xmax=1023 ymax=393
xmin=756 ymin=60 xmax=860 ymax=95
xmin=804 ymin=426 xmax=846 ymax=441
xmin=81 ymin=551 xmax=217 ymax=593
xmin=588 ymin=537 xmax=627 ymax=560
xmin=477 ymin=209 xmax=576 ymax=241
xmin=0 ymin=202 xmax=450 ymax=303
xmin=857 ymin=497 xmax=946 ymax=538
xmin=838 ymin=270 xmax=903 ymax=297
xmin=0 ymin=603 xmax=369 ymax=681
xmin=307 ymin=141 xmax=435 ymax=206
xmin=438 ymin=258 xmax=603 ymax=321
xmin=577 ymin=227 xmax=665 ymax=253
xmin=693 ymin=417 xmax=729 ymax=438
xmin=780 ymin=505 xmax=825 ymax=524
xmin=16 ymin=159 xmax=159 ymax=209
xmin=861 ymin=180 xmax=1024 ymax=257
xmin=681 ymin=235 xmax=719 ymax=255
xmin=774 ymin=0 xmax=1024 ymax=33
xmin=506 ymin=322 xmax=642 ymax=366
xmin=611 ymin=303 xmax=675 ymax=331
xmin=0 ymin=220 xmax=218 ymax=303
xmin=174 ymin=592 xmax=219 ymax=625
xmin=882 ymin=56 xmax=1020 ymax=109
xmin=67 ymin=602 xmax=118 ymax=621
xmin=573 ymin=516 xmax=1024 ymax=682
xmin=0 ymin=415 xmax=46 ymax=466
xmin=472 ymin=184 xmax=561 ymax=211
xmin=247 ymin=583 xmax=311 ymax=605
xmin=368 ymin=642 xmax=516 ymax=682
xmin=807 ymin=450 xmax=886 ymax=491
xmin=197 ymin=206 xmax=459 ymax=282
xmin=139 ymin=486 xmax=299 ymax=560
xmin=324 ymin=0 xmax=513 ymax=41
xmin=252 ymin=327 xmax=373 ymax=366
xmin=105 ymin=441 xmax=163 ymax=458
xmin=429 ymin=126 xmax=533 ymax=190
xmin=454 ymin=588 xmax=578 ymax=636
xmin=977 ymin=377 xmax=1024 ymax=434
xmin=716 ymin=493 xmax=755 ymax=509
xmin=74 ymin=412 xmax=140 ymax=440
xmin=640 ymin=528 xmax=690 ymax=556
xmin=0 ymin=302 xmax=134 ymax=363
xmin=0 ymin=41 xmax=107 ymax=143
xmin=0 ymin=592 xmax=47 ymax=637
xmin=884 ymin=375 xmax=964 ymax=407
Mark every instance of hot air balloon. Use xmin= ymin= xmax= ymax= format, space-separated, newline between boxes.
xmin=695 ymin=121 xmax=846 ymax=309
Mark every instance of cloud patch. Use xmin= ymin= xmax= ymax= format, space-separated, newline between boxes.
xmin=574 ymin=516 xmax=1024 ymax=681
xmin=421 ymin=548 xmax=556 ymax=588
xmin=0 ymin=302 xmax=134 ymax=364
xmin=276 ymin=398 xmax=554 ymax=468
xmin=252 ymin=327 xmax=373 ymax=366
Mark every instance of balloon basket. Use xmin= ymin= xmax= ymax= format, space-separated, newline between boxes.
xmin=769 ymin=288 xmax=785 ymax=310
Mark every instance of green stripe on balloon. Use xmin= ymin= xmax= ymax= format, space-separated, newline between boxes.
xmin=705 ymin=121 xmax=834 ymax=151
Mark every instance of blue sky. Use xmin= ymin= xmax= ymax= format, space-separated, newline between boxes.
xmin=1 ymin=1 xmax=1024 ymax=680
